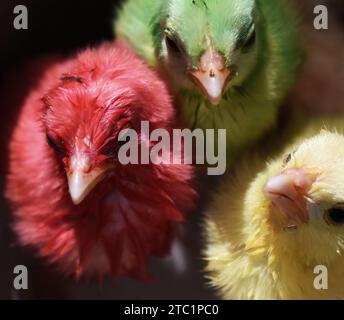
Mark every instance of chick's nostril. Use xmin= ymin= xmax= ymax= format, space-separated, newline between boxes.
xmin=264 ymin=168 xmax=319 ymax=224
xmin=264 ymin=175 xmax=296 ymax=200
xmin=70 ymin=152 xmax=92 ymax=173
xmin=282 ymin=168 xmax=318 ymax=192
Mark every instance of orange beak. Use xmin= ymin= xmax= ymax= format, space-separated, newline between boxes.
xmin=264 ymin=168 xmax=318 ymax=225
xmin=189 ymin=48 xmax=231 ymax=106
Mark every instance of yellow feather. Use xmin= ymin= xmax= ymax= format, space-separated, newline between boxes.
xmin=204 ymin=115 xmax=344 ymax=299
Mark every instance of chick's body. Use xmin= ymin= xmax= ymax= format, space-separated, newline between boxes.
xmin=205 ymin=117 xmax=344 ymax=299
xmin=5 ymin=42 xmax=195 ymax=280
xmin=116 ymin=0 xmax=302 ymax=162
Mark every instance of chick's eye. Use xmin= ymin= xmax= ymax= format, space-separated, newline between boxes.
xmin=164 ymin=31 xmax=181 ymax=54
xmin=325 ymin=207 xmax=344 ymax=225
xmin=242 ymin=28 xmax=256 ymax=51
xmin=118 ymin=137 xmax=129 ymax=147
xmin=100 ymin=115 xmax=133 ymax=156
xmin=46 ymin=134 xmax=66 ymax=157
xmin=117 ymin=125 xmax=133 ymax=147
xmin=284 ymin=153 xmax=292 ymax=165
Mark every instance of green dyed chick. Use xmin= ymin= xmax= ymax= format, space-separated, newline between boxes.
xmin=204 ymin=117 xmax=344 ymax=299
xmin=116 ymin=0 xmax=302 ymax=162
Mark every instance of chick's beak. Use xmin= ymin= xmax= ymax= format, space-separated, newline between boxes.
xmin=264 ymin=168 xmax=318 ymax=224
xmin=189 ymin=48 xmax=231 ymax=106
xmin=67 ymin=154 xmax=106 ymax=205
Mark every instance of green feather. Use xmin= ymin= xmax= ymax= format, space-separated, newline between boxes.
xmin=115 ymin=0 xmax=161 ymax=66
xmin=115 ymin=0 xmax=303 ymax=164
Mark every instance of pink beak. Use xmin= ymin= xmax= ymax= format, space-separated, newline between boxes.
xmin=264 ymin=168 xmax=318 ymax=224
xmin=189 ymin=48 xmax=231 ymax=106
xmin=67 ymin=153 xmax=106 ymax=205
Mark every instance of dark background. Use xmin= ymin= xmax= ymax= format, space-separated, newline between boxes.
xmin=0 ymin=0 xmax=343 ymax=299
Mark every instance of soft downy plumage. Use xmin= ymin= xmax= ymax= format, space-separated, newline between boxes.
xmin=5 ymin=42 xmax=196 ymax=281
xmin=204 ymin=116 xmax=344 ymax=299
xmin=116 ymin=0 xmax=302 ymax=163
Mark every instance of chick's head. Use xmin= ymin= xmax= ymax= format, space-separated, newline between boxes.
xmin=264 ymin=131 xmax=344 ymax=262
xmin=158 ymin=0 xmax=258 ymax=105
xmin=42 ymin=45 xmax=173 ymax=206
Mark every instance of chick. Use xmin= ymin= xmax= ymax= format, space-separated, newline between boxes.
xmin=5 ymin=42 xmax=196 ymax=281
xmin=205 ymin=118 xmax=344 ymax=299
xmin=115 ymin=0 xmax=302 ymax=162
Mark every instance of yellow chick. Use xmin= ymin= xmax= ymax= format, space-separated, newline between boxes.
xmin=204 ymin=118 xmax=344 ymax=299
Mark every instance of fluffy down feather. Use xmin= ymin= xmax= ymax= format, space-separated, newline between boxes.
xmin=204 ymin=116 xmax=344 ymax=299
xmin=116 ymin=0 xmax=302 ymax=163
xmin=5 ymin=42 xmax=196 ymax=281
